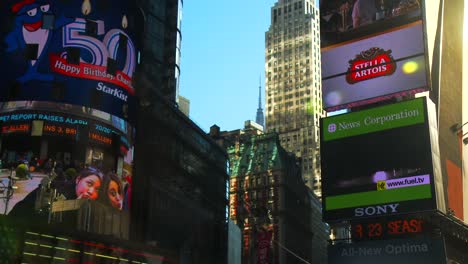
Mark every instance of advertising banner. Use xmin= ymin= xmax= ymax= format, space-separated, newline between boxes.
xmin=328 ymin=238 xmax=446 ymax=264
xmin=0 ymin=0 xmax=139 ymax=123
xmin=320 ymin=0 xmax=422 ymax=48
xmin=256 ymin=229 xmax=273 ymax=264
xmin=321 ymin=98 xmax=437 ymax=222
xmin=350 ymin=216 xmax=430 ymax=241
xmin=321 ymin=21 xmax=428 ymax=111
xmin=0 ymin=109 xmax=134 ymax=232
xmin=0 ymin=110 xmax=131 ymax=149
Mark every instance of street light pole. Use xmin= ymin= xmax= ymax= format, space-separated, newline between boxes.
xmin=3 ymin=168 xmax=16 ymax=215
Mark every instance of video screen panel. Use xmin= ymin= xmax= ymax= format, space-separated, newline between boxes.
xmin=0 ymin=0 xmax=139 ymax=123
xmin=0 ymin=108 xmax=134 ymax=235
xmin=320 ymin=0 xmax=422 ymax=47
xmin=320 ymin=98 xmax=436 ymax=222
xmin=321 ymin=21 xmax=428 ymax=111
xmin=328 ymin=237 xmax=446 ymax=264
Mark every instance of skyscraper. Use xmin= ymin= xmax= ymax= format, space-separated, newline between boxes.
xmin=265 ymin=0 xmax=324 ymax=197
xmin=134 ymin=0 xmax=183 ymax=102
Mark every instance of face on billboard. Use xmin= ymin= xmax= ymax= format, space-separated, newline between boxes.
xmin=320 ymin=98 xmax=436 ymax=222
xmin=0 ymin=109 xmax=134 ymax=219
xmin=0 ymin=0 xmax=139 ymax=123
xmin=321 ymin=21 xmax=428 ymax=111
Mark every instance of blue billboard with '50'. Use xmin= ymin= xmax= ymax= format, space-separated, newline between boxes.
xmin=0 ymin=0 xmax=140 ymax=124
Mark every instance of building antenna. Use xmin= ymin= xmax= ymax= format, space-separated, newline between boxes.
xmin=256 ymin=75 xmax=265 ymax=128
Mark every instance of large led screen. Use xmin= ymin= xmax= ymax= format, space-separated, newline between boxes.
xmin=320 ymin=98 xmax=437 ymax=222
xmin=0 ymin=0 xmax=139 ymax=123
xmin=328 ymin=238 xmax=446 ymax=264
xmin=321 ymin=21 xmax=428 ymax=111
xmin=0 ymin=107 xmax=134 ymax=236
xmin=320 ymin=0 xmax=422 ymax=47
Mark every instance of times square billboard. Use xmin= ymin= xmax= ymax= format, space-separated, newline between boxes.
xmin=320 ymin=97 xmax=444 ymax=222
xmin=320 ymin=0 xmax=436 ymax=111
xmin=328 ymin=237 xmax=446 ymax=264
xmin=0 ymin=0 xmax=139 ymax=123
xmin=0 ymin=102 xmax=134 ymax=238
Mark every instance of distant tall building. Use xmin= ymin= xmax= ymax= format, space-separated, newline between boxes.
xmin=210 ymin=123 xmax=320 ymax=264
xmin=256 ymin=78 xmax=265 ymax=128
xmin=265 ymin=0 xmax=324 ymax=196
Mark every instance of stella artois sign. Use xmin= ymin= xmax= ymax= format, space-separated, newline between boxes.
xmin=346 ymin=47 xmax=397 ymax=84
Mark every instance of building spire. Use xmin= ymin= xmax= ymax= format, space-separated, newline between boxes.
xmin=256 ymin=75 xmax=265 ymax=128
xmin=258 ymin=76 xmax=262 ymax=109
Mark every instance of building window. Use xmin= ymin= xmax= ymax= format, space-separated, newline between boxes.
xmin=269 ymin=188 xmax=275 ymax=198
xmin=251 ymin=191 xmax=257 ymax=200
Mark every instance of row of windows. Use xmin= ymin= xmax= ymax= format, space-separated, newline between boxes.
xmin=271 ymin=66 xmax=312 ymax=76
xmin=272 ymin=1 xmax=318 ymax=18
xmin=267 ymin=58 xmax=316 ymax=70
xmin=230 ymin=175 xmax=277 ymax=191
xmin=273 ymin=0 xmax=303 ymax=17
xmin=273 ymin=1 xmax=305 ymax=23
xmin=267 ymin=100 xmax=309 ymax=111
xmin=268 ymin=25 xmax=318 ymax=40
xmin=266 ymin=96 xmax=321 ymax=109
xmin=269 ymin=18 xmax=319 ymax=34
xmin=267 ymin=46 xmax=312 ymax=56
xmin=247 ymin=189 xmax=276 ymax=200
xmin=268 ymin=90 xmax=311 ymax=102
xmin=268 ymin=119 xmax=320 ymax=135
xmin=267 ymin=43 xmax=312 ymax=55
xmin=267 ymin=80 xmax=313 ymax=90
xmin=266 ymin=79 xmax=321 ymax=93
xmin=265 ymin=34 xmax=320 ymax=50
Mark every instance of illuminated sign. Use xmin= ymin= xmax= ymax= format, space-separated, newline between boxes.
xmin=1 ymin=123 xmax=30 ymax=134
xmin=89 ymin=132 xmax=112 ymax=145
xmin=0 ymin=0 xmax=139 ymax=123
xmin=42 ymin=123 xmax=77 ymax=137
xmin=0 ymin=112 xmax=88 ymax=125
xmin=20 ymin=231 xmax=177 ymax=263
xmin=328 ymin=238 xmax=446 ymax=264
xmin=322 ymin=22 xmax=428 ymax=111
xmin=320 ymin=0 xmax=421 ymax=47
xmin=346 ymin=48 xmax=397 ymax=84
xmin=0 ymin=110 xmax=131 ymax=144
xmin=321 ymin=98 xmax=437 ymax=222
xmin=0 ymin=109 xmax=135 ymax=236
xmin=351 ymin=218 xmax=425 ymax=240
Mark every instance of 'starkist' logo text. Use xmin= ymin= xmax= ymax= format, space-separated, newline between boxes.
xmin=96 ymin=82 xmax=128 ymax=102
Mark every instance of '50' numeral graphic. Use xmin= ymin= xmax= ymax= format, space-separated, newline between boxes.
xmin=62 ymin=18 xmax=136 ymax=79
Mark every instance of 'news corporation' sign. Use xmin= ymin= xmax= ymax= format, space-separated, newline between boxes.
xmin=320 ymin=98 xmax=437 ymax=222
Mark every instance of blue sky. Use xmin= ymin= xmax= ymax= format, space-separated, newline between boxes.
xmin=179 ymin=0 xmax=277 ymax=132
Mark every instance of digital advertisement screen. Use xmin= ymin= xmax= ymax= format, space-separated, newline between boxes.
xmin=350 ymin=216 xmax=429 ymax=241
xmin=320 ymin=98 xmax=436 ymax=222
xmin=0 ymin=109 xmax=134 ymax=233
xmin=321 ymin=21 xmax=428 ymax=111
xmin=328 ymin=238 xmax=446 ymax=264
xmin=320 ymin=0 xmax=422 ymax=47
xmin=0 ymin=0 xmax=139 ymax=123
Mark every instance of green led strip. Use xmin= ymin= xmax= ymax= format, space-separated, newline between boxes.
xmin=325 ymin=184 xmax=432 ymax=210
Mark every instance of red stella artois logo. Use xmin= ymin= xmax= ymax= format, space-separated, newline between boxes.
xmin=346 ymin=47 xmax=397 ymax=84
